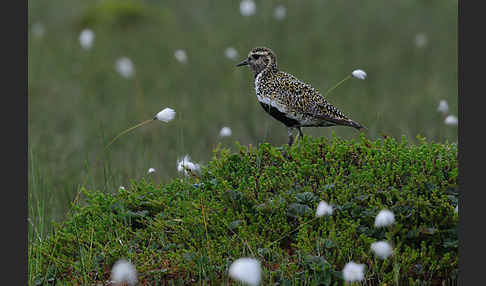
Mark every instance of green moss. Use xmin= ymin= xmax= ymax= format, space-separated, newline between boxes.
xmin=30 ymin=134 xmax=458 ymax=285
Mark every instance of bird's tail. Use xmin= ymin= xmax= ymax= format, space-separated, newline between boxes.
xmin=348 ymin=119 xmax=366 ymax=131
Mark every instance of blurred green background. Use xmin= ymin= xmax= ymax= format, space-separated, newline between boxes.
xmin=28 ymin=0 xmax=457 ymax=236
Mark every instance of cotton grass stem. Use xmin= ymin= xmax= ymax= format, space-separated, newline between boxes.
xmin=104 ymin=119 xmax=154 ymax=151
xmin=224 ymin=219 xmax=256 ymax=258
xmin=324 ymin=75 xmax=351 ymax=97
xmin=200 ymin=197 xmax=212 ymax=261
xmin=267 ymin=216 xmax=321 ymax=247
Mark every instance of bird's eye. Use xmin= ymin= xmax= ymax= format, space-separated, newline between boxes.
xmin=252 ymin=54 xmax=261 ymax=60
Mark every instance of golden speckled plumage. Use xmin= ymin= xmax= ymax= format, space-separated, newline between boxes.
xmin=237 ymin=47 xmax=364 ymax=146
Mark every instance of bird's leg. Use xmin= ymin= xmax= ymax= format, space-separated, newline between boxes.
xmin=297 ymin=127 xmax=304 ymax=141
xmin=294 ymin=127 xmax=304 ymax=149
xmin=287 ymin=127 xmax=295 ymax=147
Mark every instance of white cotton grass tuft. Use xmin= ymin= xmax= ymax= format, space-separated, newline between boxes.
xmin=228 ymin=257 xmax=262 ymax=286
xmin=115 ymin=57 xmax=135 ymax=78
xmin=342 ymin=261 xmax=365 ymax=282
xmin=273 ymin=5 xmax=287 ymax=20
xmin=155 ymin=108 xmax=176 ymax=123
xmin=240 ymin=0 xmax=256 ymax=17
xmin=437 ymin=100 xmax=449 ymax=114
xmin=119 ymin=186 xmax=125 ymax=190
xmin=105 ymin=107 xmax=176 ymax=151
xmin=79 ymin=28 xmax=95 ymax=50
xmin=174 ymin=49 xmax=188 ymax=63
xmin=147 ymin=168 xmax=156 ymax=174
xmin=225 ymin=47 xmax=239 ymax=60
xmin=32 ymin=22 xmax=45 ymax=38
xmin=444 ymin=115 xmax=458 ymax=126
xmin=325 ymin=70 xmax=366 ymax=96
xmin=370 ymin=241 xmax=393 ymax=259
xmin=316 ymin=201 xmax=333 ymax=217
xmin=352 ymin=69 xmax=367 ymax=80
xmin=374 ymin=209 xmax=395 ymax=227
xmin=415 ymin=33 xmax=428 ymax=48
xmin=111 ymin=259 xmax=137 ymax=286
xmin=177 ymin=155 xmax=200 ymax=175
xmin=219 ymin=126 xmax=232 ymax=137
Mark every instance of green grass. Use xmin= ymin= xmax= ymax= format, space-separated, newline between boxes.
xmin=28 ymin=0 xmax=458 ymax=282
xmin=29 ymin=134 xmax=458 ymax=285
xmin=28 ymin=0 xmax=457 ymax=235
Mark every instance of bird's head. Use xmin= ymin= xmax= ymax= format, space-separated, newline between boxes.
xmin=236 ymin=47 xmax=278 ymax=75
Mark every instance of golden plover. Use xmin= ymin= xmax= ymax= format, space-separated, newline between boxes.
xmin=236 ymin=47 xmax=364 ymax=146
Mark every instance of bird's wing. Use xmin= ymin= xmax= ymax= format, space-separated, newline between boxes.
xmin=275 ymin=72 xmax=353 ymax=124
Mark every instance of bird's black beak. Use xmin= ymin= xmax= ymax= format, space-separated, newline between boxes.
xmin=236 ymin=58 xmax=249 ymax=67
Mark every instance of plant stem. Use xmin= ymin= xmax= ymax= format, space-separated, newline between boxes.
xmin=104 ymin=118 xmax=154 ymax=151
xmin=324 ymin=75 xmax=351 ymax=97
xmin=267 ymin=216 xmax=320 ymax=247
xmin=200 ymin=197 xmax=212 ymax=261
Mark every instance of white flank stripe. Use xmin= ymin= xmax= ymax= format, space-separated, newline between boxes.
xmin=254 ymin=71 xmax=263 ymax=96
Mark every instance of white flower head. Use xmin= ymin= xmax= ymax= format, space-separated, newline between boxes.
xmin=225 ymin=47 xmax=239 ymax=60
xmin=228 ymin=258 xmax=262 ymax=286
xmin=273 ymin=5 xmax=287 ymax=20
xmin=174 ymin=49 xmax=188 ymax=63
xmin=115 ymin=57 xmax=135 ymax=78
xmin=177 ymin=155 xmax=200 ymax=175
xmin=111 ymin=259 xmax=137 ymax=286
xmin=352 ymin=69 xmax=367 ymax=80
xmin=219 ymin=126 xmax=232 ymax=137
xmin=147 ymin=168 xmax=156 ymax=174
xmin=240 ymin=0 xmax=256 ymax=17
xmin=437 ymin=100 xmax=449 ymax=114
xmin=119 ymin=185 xmax=126 ymax=190
xmin=342 ymin=261 xmax=365 ymax=282
xmin=155 ymin=107 xmax=176 ymax=123
xmin=32 ymin=22 xmax=45 ymax=38
xmin=374 ymin=209 xmax=395 ymax=227
xmin=316 ymin=201 xmax=333 ymax=217
xmin=79 ymin=28 xmax=95 ymax=50
xmin=444 ymin=115 xmax=458 ymax=126
xmin=370 ymin=241 xmax=393 ymax=259
xmin=415 ymin=33 xmax=428 ymax=48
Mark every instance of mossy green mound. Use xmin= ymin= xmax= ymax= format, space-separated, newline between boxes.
xmin=30 ymin=134 xmax=458 ymax=285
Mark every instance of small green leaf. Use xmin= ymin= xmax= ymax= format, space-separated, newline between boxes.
xmin=287 ymin=203 xmax=313 ymax=218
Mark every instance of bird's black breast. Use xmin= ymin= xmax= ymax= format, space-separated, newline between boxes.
xmin=259 ymin=102 xmax=300 ymax=127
